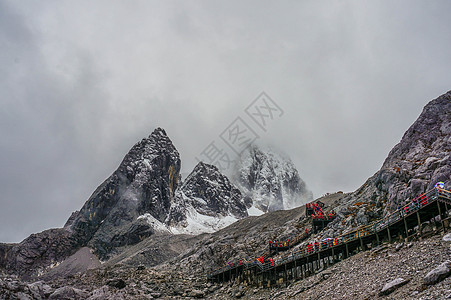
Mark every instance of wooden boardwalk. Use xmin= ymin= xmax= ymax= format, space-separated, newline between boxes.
xmin=207 ymin=188 xmax=451 ymax=287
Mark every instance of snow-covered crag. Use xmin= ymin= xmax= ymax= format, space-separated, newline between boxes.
xmin=168 ymin=162 xmax=251 ymax=235
xmin=232 ymin=145 xmax=313 ymax=214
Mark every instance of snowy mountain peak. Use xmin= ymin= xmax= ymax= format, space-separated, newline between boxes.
xmin=185 ymin=161 xmax=220 ymax=180
xmin=232 ymin=144 xmax=313 ymax=214
xmin=165 ymin=162 xmax=251 ymax=234
xmin=149 ymin=127 xmax=168 ymax=138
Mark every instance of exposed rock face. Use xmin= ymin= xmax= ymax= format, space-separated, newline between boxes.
xmin=167 ymin=162 xmax=250 ymax=234
xmin=380 ymin=91 xmax=451 ymax=208
xmin=335 ymin=91 xmax=451 ymax=224
xmin=66 ymin=128 xmax=181 ymax=258
xmin=424 ymin=260 xmax=451 ymax=285
xmin=27 ymin=281 xmax=54 ymax=299
xmin=0 ymin=244 xmax=12 ymax=269
xmin=379 ymin=278 xmax=409 ymax=295
xmin=232 ymin=144 xmax=313 ymax=213
xmin=0 ymin=229 xmax=76 ymax=278
xmin=48 ymin=286 xmax=89 ymax=299
xmin=180 ymin=162 xmax=249 ymax=218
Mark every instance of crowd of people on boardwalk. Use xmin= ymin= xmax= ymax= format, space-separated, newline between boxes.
xmin=311 ymin=211 xmax=336 ymax=221
xmin=402 ymin=182 xmax=445 ymax=212
xmin=305 ymin=237 xmax=340 ymax=253
xmin=403 ymin=192 xmax=429 ymax=214
xmin=306 ymin=202 xmax=324 ymax=212
xmin=214 ymin=183 xmax=449 ymax=276
xmin=269 ymin=240 xmax=290 ymax=248
xmin=306 ymin=201 xmax=336 ymax=221
xmin=268 ymin=228 xmax=311 ymax=250
xmin=257 ymin=256 xmax=275 ymax=266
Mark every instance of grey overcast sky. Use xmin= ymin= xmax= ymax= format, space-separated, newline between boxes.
xmin=1 ymin=0 xmax=451 ymax=243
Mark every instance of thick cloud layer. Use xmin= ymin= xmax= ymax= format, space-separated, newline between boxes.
xmin=1 ymin=0 xmax=451 ymax=242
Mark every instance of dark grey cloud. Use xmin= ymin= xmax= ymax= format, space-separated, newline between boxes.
xmin=1 ymin=0 xmax=451 ymax=242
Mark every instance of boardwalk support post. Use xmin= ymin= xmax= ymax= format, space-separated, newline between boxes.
xmin=345 ymin=243 xmax=349 ymax=258
xmin=387 ymin=227 xmax=392 ymax=243
xmin=416 ymin=211 xmax=422 ymax=236
xmin=284 ymin=263 xmax=288 ymax=286
xmin=294 ymin=259 xmax=297 ymax=280
xmin=317 ymin=252 xmax=321 ymax=270
xmin=403 ymin=216 xmax=409 ymax=239
xmin=437 ymin=201 xmax=444 ymax=229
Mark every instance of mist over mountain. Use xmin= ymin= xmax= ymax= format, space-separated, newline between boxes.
xmin=232 ymin=144 xmax=313 ymax=214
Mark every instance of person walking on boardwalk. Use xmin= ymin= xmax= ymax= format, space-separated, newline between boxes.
xmin=404 ymin=205 xmax=410 ymax=214
xmin=420 ymin=193 xmax=428 ymax=206
xmin=435 ymin=181 xmax=445 ymax=189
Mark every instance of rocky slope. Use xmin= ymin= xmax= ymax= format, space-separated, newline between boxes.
xmin=0 ymin=229 xmax=77 ymax=278
xmin=232 ymin=144 xmax=313 ymax=214
xmin=203 ymin=233 xmax=451 ymax=300
xmin=330 ymin=91 xmax=451 ymax=229
xmin=1 ymin=209 xmax=449 ymax=299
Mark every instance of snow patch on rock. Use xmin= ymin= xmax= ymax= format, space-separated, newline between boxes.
xmin=137 ymin=213 xmax=171 ymax=233
xmin=171 ymin=206 xmax=238 ymax=235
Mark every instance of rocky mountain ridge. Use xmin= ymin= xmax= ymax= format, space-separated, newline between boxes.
xmin=2 ymin=127 xmax=295 ymax=276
